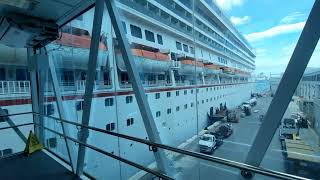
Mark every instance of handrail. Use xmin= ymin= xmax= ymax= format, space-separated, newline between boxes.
xmin=0 ymin=112 xmax=33 ymax=118
xmin=0 ymin=122 xmax=34 ymax=131
xmin=0 ymin=120 xmax=172 ymax=180
xmin=0 ymin=111 xmax=311 ymax=179
xmin=33 ymin=123 xmax=173 ymax=180
xmin=32 ymin=112 xmax=309 ymax=180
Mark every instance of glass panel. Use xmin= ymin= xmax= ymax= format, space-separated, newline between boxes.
xmin=0 ymin=37 xmax=33 ymax=155
xmin=0 ymin=0 xmax=314 ymax=179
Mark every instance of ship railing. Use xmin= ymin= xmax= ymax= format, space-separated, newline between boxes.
xmin=75 ymin=80 xmax=112 ymax=91
xmin=120 ymin=80 xmax=172 ymax=88
xmin=0 ymin=112 xmax=309 ymax=180
xmin=0 ymin=81 xmax=31 ymax=95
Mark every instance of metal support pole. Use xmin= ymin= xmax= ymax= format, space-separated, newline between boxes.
xmin=27 ymin=48 xmax=42 ymax=141
xmin=243 ymin=0 xmax=320 ymax=176
xmin=104 ymin=0 xmax=172 ymax=174
xmin=37 ymin=54 xmax=46 ymax=145
xmin=48 ymin=55 xmax=76 ymax=173
xmin=76 ymin=0 xmax=104 ymax=176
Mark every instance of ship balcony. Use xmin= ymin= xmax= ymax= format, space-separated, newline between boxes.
xmin=0 ymin=80 xmax=113 ymax=98
xmin=120 ymin=80 xmax=172 ymax=89
xmin=0 ymin=81 xmax=31 ymax=96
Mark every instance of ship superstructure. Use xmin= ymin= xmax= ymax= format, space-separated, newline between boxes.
xmin=0 ymin=0 xmax=255 ymax=179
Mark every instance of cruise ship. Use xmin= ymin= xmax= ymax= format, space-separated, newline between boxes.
xmin=0 ymin=0 xmax=256 ymax=179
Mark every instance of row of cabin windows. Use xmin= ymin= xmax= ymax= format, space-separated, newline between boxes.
xmin=106 ymin=122 xmax=116 ymax=131
xmin=77 ymin=96 xmax=133 ymax=111
xmin=0 ymin=68 xmax=29 ymax=81
xmin=128 ymin=24 xmax=163 ymax=45
xmin=176 ymin=41 xmax=194 ymax=54
xmin=155 ymin=86 xmax=233 ymax=100
xmin=156 ymin=94 xmax=229 ymax=117
xmin=75 ymin=85 xmax=234 ymax=110
xmin=75 ymin=85 xmax=235 ymax=110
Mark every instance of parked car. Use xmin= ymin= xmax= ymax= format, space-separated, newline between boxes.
xmin=199 ymin=134 xmax=218 ymax=154
xmin=213 ymin=124 xmax=233 ymax=139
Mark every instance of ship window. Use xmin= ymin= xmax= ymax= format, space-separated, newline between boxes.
xmin=167 ymin=92 xmax=171 ymax=97
xmin=184 ymin=104 xmax=187 ymax=109
xmin=206 ymin=99 xmax=209 ymax=102
xmin=210 ymin=98 xmax=213 ymax=101
xmin=126 ymin=96 xmax=133 ymax=103
xmin=76 ymin=101 xmax=84 ymax=111
xmin=130 ymin=24 xmax=142 ymax=38
xmin=176 ymin=91 xmax=180 ymax=96
xmin=206 ymin=88 xmax=208 ymax=91
xmin=184 ymin=90 xmax=187 ymax=95
xmin=191 ymin=102 xmax=194 ymax=107
xmin=176 ymin=106 xmax=180 ymax=111
xmin=0 ymin=68 xmax=5 ymax=80
xmin=45 ymin=104 xmax=54 ymax=116
xmin=183 ymin=44 xmax=189 ymax=52
xmin=106 ymin=123 xmax=116 ymax=131
xmin=145 ymin=30 xmax=155 ymax=42
xmin=202 ymin=100 xmax=204 ymax=104
xmin=157 ymin=34 xmax=163 ymax=45
xmin=156 ymin=111 xmax=161 ymax=117
xmin=105 ymin=98 xmax=114 ymax=106
xmin=190 ymin=46 xmax=195 ymax=54
xmin=127 ymin=118 xmax=134 ymax=126
xmin=16 ymin=68 xmax=28 ymax=80
xmin=176 ymin=41 xmax=182 ymax=50
xmin=190 ymin=89 xmax=193 ymax=94
xmin=167 ymin=108 xmax=171 ymax=114
xmin=196 ymin=89 xmax=199 ymax=93
xmin=121 ymin=21 xmax=127 ymax=34
xmin=155 ymin=93 xmax=160 ymax=99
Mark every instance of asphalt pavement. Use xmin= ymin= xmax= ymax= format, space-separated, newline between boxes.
xmin=173 ymin=96 xmax=304 ymax=180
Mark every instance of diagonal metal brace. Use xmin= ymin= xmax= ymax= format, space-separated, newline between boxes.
xmin=104 ymin=0 xmax=172 ymax=175
xmin=243 ymin=0 xmax=320 ymax=174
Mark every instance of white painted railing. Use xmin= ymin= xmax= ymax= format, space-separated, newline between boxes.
xmin=76 ymin=80 xmax=112 ymax=91
xmin=0 ymin=81 xmax=31 ymax=94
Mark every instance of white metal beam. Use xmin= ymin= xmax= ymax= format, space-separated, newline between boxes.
xmin=27 ymin=48 xmax=43 ymax=142
xmin=104 ymin=0 xmax=172 ymax=175
xmin=75 ymin=0 xmax=104 ymax=176
xmin=243 ymin=0 xmax=320 ymax=177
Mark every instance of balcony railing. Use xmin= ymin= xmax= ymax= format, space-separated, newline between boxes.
xmin=0 ymin=81 xmax=31 ymax=95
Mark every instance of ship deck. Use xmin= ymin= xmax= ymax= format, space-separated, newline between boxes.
xmin=0 ymin=151 xmax=78 ymax=180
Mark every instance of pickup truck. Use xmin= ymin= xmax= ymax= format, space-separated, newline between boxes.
xmin=199 ymin=134 xmax=218 ymax=154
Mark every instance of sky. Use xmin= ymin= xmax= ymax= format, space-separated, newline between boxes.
xmin=213 ymin=0 xmax=318 ymax=75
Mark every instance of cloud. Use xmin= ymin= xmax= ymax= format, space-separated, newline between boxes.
xmin=230 ymin=16 xmax=250 ymax=26
xmin=280 ymin=12 xmax=306 ymax=24
xmin=245 ymin=22 xmax=305 ymax=42
xmin=214 ymin=0 xmax=244 ymax=11
xmin=255 ymin=48 xmax=267 ymax=57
